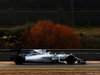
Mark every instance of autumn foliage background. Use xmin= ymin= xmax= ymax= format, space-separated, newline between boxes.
xmin=21 ymin=20 xmax=81 ymax=49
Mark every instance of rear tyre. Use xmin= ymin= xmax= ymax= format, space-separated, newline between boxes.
xmin=66 ymin=55 xmax=76 ymax=64
xmin=14 ymin=56 xmax=25 ymax=65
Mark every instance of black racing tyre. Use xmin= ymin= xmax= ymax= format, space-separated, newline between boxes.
xmin=66 ymin=55 xmax=76 ymax=64
xmin=14 ymin=56 xmax=25 ymax=65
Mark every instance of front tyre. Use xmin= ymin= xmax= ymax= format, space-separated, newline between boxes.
xmin=14 ymin=56 xmax=25 ymax=65
xmin=66 ymin=55 xmax=76 ymax=64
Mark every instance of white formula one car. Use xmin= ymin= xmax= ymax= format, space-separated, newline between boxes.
xmin=10 ymin=49 xmax=86 ymax=65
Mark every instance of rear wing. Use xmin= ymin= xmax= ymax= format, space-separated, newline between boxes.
xmin=10 ymin=49 xmax=21 ymax=61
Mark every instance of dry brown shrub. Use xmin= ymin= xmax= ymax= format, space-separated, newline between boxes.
xmin=21 ymin=20 xmax=81 ymax=49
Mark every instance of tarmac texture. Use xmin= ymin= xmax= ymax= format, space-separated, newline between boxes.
xmin=0 ymin=61 xmax=100 ymax=69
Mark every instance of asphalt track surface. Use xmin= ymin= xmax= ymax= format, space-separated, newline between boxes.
xmin=0 ymin=61 xmax=100 ymax=69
